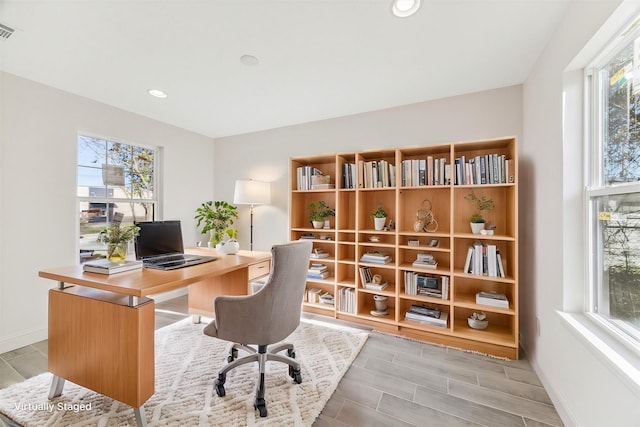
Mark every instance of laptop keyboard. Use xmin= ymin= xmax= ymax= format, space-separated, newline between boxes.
xmin=143 ymin=254 xmax=216 ymax=270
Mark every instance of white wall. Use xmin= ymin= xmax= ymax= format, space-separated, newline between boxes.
xmin=214 ymin=85 xmax=523 ymax=252
xmin=0 ymin=72 xmax=215 ymax=353
xmin=523 ymin=1 xmax=640 ymax=426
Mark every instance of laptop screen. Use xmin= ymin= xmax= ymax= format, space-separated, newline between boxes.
xmin=134 ymin=220 xmax=184 ymax=260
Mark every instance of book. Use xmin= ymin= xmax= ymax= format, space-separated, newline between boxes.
xmin=476 ymin=291 xmax=509 ymax=309
xmin=364 ymin=281 xmax=389 ymax=291
xmin=408 ymin=304 xmax=440 ymax=318
xmin=405 ymin=311 xmax=448 ymax=327
xmin=83 ymin=259 xmax=143 ymax=275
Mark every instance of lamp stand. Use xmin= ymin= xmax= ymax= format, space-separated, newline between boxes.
xmin=249 ymin=204 xmax=255 ymax=251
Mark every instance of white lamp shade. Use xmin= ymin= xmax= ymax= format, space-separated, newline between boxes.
xmin=233 ymin=180 xmax=271 ymax=205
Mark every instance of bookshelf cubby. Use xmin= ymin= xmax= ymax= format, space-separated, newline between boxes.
xmin=290 ymin=137 xmax=519 ymax=358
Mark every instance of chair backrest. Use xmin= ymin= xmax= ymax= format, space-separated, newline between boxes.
xmin=213 ymin=240 xmax=312 ymax=345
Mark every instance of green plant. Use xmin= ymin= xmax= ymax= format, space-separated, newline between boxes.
xmin=96 ymin=223 xmax=140 ymax=244
xmin=195 ymin=200 xmax=239 ymax=245
xmin=464 ymin=192 xmax=494 ymax=222
xmin=470 ymin=214 xmax=485 ymax=224
xmin=96 ymin=223 xmax=140 ymax=261
xmin=372 ymin=204 xmax=387 ymax=218
xmin=309 ymin=201 xmax=335 ymax=222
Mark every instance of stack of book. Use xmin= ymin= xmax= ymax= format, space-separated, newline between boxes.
xmin=319 ymin=291 xmax=335 ymax=306
xmin=476 ymin=291 xmax=509 ymax=309
xmin=307 ymin=263 xmax=329 ymax=280
xmin=412 ymin=253 xmax=437 ymax=269
xmin=310 ymin=248 xmax=330 ymax=259
xmin=360 ymin=251 xmax=392 ymax=264
xmin=299 ymin=233 xmax=317 ymax=240
xmin=404 ymin=304 xmax=448 ymax=328
xmin=83 ymin=259 xmax=142 ymax=275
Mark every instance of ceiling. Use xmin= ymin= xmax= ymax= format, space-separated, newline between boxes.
xmin=0 ymin=0 xmax=573 ymax=138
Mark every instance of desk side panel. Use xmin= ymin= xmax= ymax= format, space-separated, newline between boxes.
xmin=48 ymin=288 xmax=155 ymax=407
xmin=188 ymin=268 xmax=249 ymax=318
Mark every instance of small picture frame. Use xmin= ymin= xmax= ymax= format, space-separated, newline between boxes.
xmin=408 ymin=238 xmax=420 ymax=247
xmin=428 ymin=239 xmax=440 ymax=247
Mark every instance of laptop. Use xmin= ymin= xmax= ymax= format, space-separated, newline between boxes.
xmin=134 ymin=220 xmax=216 ymax=270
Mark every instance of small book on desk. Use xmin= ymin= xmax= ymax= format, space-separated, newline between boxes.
xmin=83 ymin=259 xmax=143 ymax=275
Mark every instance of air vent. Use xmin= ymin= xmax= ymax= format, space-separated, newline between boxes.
xmin=0 ymin=23 xmax=15 ymax=40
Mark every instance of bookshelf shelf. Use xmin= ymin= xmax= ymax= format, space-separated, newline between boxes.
xmin=290 ymin=136 xmax=519 ymax=359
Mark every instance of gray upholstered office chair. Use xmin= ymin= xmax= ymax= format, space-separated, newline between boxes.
xmin=203 ymin=240 xmax=312 ymax=417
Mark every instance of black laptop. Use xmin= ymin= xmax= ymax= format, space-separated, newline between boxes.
xmin=134 ymin=220 xmax=216 ymax=270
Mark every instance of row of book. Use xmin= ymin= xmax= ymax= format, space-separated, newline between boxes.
xmin=401 ymin=157 xmax=450 ymax=187
xmin=463 ymin=243 xmax=506 ymax=277
xmin=404 ymin=271 xmax=449 ymax=300
xmin=359 ymin=159 xmax=396 ymax=189
xmin=454 ymin=154 xmax=514 ymax=186
xmin=296 ymin=166 xmax=336 ymax=190
xmin=337 ymin=287 xmax=356 ymax=313
xmin=404 ymin=304 xmax=448 ymax=328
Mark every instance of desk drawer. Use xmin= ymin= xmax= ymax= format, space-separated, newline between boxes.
xmin=248 ymin=260 xmax=270 ymax=280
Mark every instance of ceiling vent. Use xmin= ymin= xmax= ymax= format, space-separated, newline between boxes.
xmin=0 ymin=23 xmax=16 ymax=40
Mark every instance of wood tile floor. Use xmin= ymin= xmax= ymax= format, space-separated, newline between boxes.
xmin=0 ymin=295 xmax=563 ymax=427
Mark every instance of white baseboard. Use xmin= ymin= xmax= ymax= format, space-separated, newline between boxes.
xmin=0 ymin=328 xmax=48 ymax=354
xmin=0 ymin=288 xmax=188 ymax=354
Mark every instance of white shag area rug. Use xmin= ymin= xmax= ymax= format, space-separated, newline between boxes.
xmin=0 ymin=318 xmax=368 ymax=427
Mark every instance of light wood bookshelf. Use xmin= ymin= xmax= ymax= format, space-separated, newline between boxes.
xmin=290 ymin=137 xmax=519 ymax=359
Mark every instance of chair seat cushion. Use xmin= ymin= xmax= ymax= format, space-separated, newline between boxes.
xmin=203 ymin=318 xmax=219 ymax=338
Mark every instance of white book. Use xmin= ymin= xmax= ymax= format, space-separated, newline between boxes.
xmin=83 ymin=259 xmax=143 ymax=275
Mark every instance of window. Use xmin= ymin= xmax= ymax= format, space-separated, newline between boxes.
xmin=586 ymin=18 xmax=640 ymax=347
xmin=77 ymin=135 xmax=157 ymax=258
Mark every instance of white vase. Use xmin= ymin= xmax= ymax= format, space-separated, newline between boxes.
xmin=470 ymin=222 xmax=485 ymax=234
xmin=218 ymin=239 xmax=240 ymax=255
xmin=374 ymin=217 xmax=386 ymax=231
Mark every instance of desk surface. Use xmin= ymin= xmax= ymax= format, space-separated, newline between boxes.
xmin=39 ymin=249 xmax=271 ymax=297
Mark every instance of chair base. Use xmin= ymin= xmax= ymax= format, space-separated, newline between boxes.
xmin=214 ymin=342 xmax=302 ymax=417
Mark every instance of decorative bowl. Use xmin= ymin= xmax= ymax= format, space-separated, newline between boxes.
xmin=468 ymin=317 xmax=488 ymax=330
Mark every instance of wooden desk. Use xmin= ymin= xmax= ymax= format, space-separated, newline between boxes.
xmin=39 ymin=249 xmax=270 ymax=427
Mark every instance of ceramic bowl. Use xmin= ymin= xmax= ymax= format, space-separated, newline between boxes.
xmin=468 ymin=317 xmax=489 ymax=330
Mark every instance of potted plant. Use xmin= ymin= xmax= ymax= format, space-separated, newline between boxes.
xmin=464 ymin=192 xmax=494 ymax=234
xmin=217 ymin=228 xmax=240 ymax=254
xmin=372 ymin=204 xmax=387 ymax=231
xmin=309 ymin=201 xmax=335 ymax=229
xmin=195 ymin=200 xmax=239 ymax=247
xmin=96 ymin=223 xmax=140 ymax=262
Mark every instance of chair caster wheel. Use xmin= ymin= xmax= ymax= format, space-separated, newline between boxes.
xmin=228 ymin=348 xmax=238 ymax=363
xmin=287 ymin=348 xmax=295 ymax=358
xmin=214 ymin=380 xmax=226 ymax=397
xmin=291 ymin=368 xmax=302 ymax=384
xmin=254 ymin=398 xmax=267 ymax=417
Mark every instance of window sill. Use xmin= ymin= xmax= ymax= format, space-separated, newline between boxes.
xmin=557 ymin=311 xmax=640 ymax=394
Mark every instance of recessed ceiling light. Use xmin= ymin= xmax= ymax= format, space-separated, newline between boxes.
xmin=392 ymin=0 xmax=421 ymax=18
xmin=240 ymin=55 xmax=259 ymax=67
xmin=148 ymin=89 xmax=167 ymax=98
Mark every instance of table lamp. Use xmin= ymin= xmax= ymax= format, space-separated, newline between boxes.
xmin=233 ymin=180 xmax=271 ymax=251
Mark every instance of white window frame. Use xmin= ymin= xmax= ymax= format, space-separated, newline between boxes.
xmin=584 ymin=18 xmax=640 ymax=354
xmin=77 ymin=133 xmax=160 ymax=253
